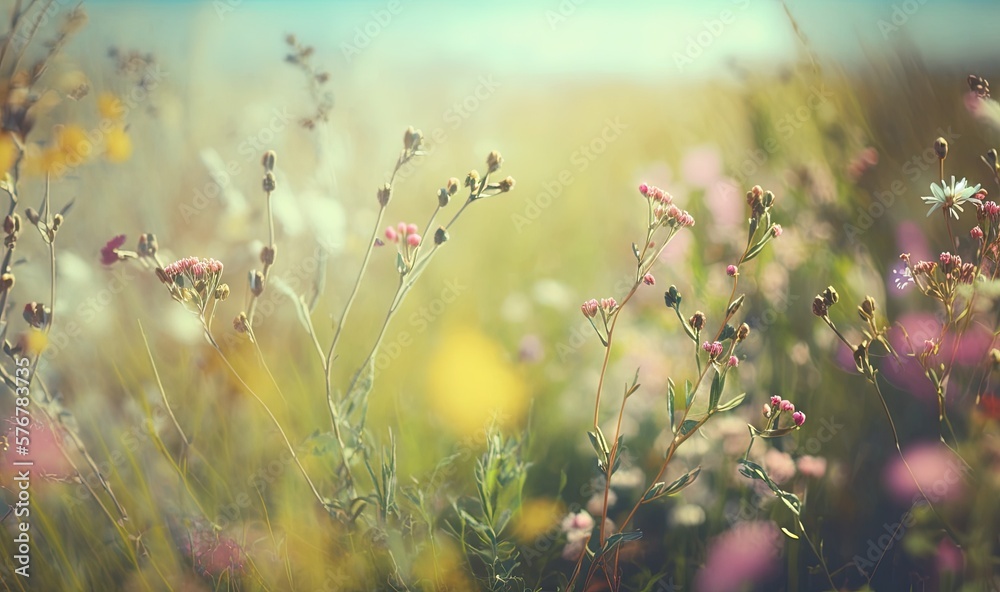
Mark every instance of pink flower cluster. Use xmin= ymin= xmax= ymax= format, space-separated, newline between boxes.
xmin=163 ymin=257 xmax=224 ymax=280
xmin=764 ymin=395 xmax=806 ymax=426
xmin=638 ymin=183 xmax=673 ymax=204
xmin=581 ymin=297 xmax=618 ymax=319
xmin=560 ymin=510 xmax=595 ymax=560
xmin=639 ymin=182 xmax=696 ymax=227
xmin=384 ymin=222 xmax=422 ymax=247
xmin=978 ymin=199 xmax=1000 ymax=220
xmin=702 ymin=341 xmax=724 ymax=358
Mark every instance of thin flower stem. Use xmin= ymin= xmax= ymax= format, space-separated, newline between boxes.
xmin=868 ymin=370 xmax=964 ymax=545
xmin=246 ymin=189 xmax=275 ymax=324
xmin=204 ymin=327 xmax=328 ymax=512
xmin=797 ymin=517 xmax=837 ymax=590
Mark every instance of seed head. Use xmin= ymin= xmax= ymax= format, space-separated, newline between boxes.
xmin=736 ymin=323 xmax=750 ymax=342
xmin=498 ymin=176 xmax=516 ymax=193
xmin=486 ymin=150 xmax=503 ymax=173
xmin=261 ymin=245 xmax=276 ymax=266
xmin=434 ymin=227 xmax=448 ymax=245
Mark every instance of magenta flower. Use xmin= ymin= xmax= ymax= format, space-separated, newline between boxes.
xmin=726 ymin=264 xmax=738 ymax=277
xmin=694 ymin=521 xmax=782 ymax=592
xmin=581 ymin=299 xmax=599 ymax=319
xmin=642 ymin=273 xmax=655 ymax=286
xmin=780 ymin=399 xmax=795 ymax=412
xmin=770 ymin=395 xmax=782 ymax=408
xmin=792 ymin=411 xmax=806 ymax=426
xmin=100 ymin=234 xmax=127 ymax=265
xmin=728 ymin=355 xmax=739 ymax=367
xmin=406 ymin=233 xmax=422 ymax=247
xmin=770 ymin=224 xmax=783 ymax=237
xmin=385 ymin=226 xmax=398 ymax=242
xmin=702 ymin=341 xmax=723 ymax=358
xmin=971 ymin=226 xmax=984 ymax=240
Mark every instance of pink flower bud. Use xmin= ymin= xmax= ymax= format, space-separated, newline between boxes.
xmin=728 ymin=355 xmax=739 ymax=367
xmin=639 ymin=183 xmax=649 ymax=197
xmin=771 ymin=224 xmax=783 ymax=237
xmin=406 ymin=234 xmax=422 ymax=247
xmin=643 ymin=273 xmax=655 ymax=286
xmin=793 ymin=411 xmax=806 ymax=426
xmin=780 ymin=400 xmax=795 ymax=412
xmin=726 ymin=265 xmax=738 ymax=277
xmin=770 ymin=395 xmax=782 ymax=409
xmin=762 ymin=404 xmax=771 ymax=417
xmin=385 ymin=227 xmax=398 ymax=242
xmin=971 ymin=227 xmax=984 ymax=240
xmin=406 ymin=223 xmax=419 ymax=236
xmin=581 ymin=299 xmax=599 ymax=318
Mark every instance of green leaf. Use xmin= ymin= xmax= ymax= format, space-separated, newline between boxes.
xmin=709 ymin=369 xmax=725 ymax=411
xmin=588 ymin=429 xmax=610 ymax=468
xmin=625 ymin=367 xmax=641 ymax=399
xmin=749 ymin=425 xmax=799 ymax=439
xmin=396 ymin=252 xmax=407 ymax=274
xmin=643 ymin=466 xmax=702 ymax=502
xmin=716 ymin=392 xmax=746 ymax=413
xmin=777 ymin=490 xmax=802 ymax=515
xmin=632 ymin=242 xmax=641 ymax=260
xmin=677 ymin=310 xmax=698 ymax=341
xmin=684 ymin=380 xmax=694 ymax=408
xmin=743 ymin=237 xmax=770 ymax=262
xmin=679 ymin=419 xmax=699 ymax=437
xmin=719 ymin=323 xmax=736 ymax=341
xmin=780 ymin=526 xmax=800 ymax=540
xmin=601 ymin=531 xmax=643 ymax=556
xmin=667 ymin=378 xmax=676 ymax=433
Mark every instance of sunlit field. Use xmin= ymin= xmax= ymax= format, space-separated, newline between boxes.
xmin=0 ymin=1 xmax=999 ymax=590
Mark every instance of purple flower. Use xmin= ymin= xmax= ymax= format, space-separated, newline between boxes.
xmin=100 ymin=234 xmax=127 ymax=265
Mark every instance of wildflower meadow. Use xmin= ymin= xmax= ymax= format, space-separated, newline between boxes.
xmin=0 ymin=1 xmax=999 ymax=591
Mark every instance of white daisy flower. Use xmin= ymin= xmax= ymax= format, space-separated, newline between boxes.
xmin=922 ymin=176 xmax=983 ymax=219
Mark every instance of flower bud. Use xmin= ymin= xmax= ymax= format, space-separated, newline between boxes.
xmin=24 ymin=208 xmax=39 ymax=226
xmin=377 ymin=183 xmax=392 ymax=207
xmin=446 ymin=177 xmax=460 ymax=196
xmin=465 ymin=170 xmax=481 ymax=189
xmin=437 ymin=188 xmax=450 ymax=208
xmin=434 ymin=227 xmax=448 ymax=245
xmin=261 ymin=245 xmax=276 ymax=266
xmin=821 ymin=286 xmax=839 ymax=306
xmin=249 ymin=270 xmax=264 ymax=297
xmin=736 ymin=323 xmax=750 ymax=342
xmin=934 ymin=137 xmax=948 ymax=160
xmin=0 ymin=273 xmax=13 ymax=290
xmin=262 ymin=171 xmax=276 ymax=193
xmin=663 ymin=285 xmax=682 ymax=309
xmin=486 ymin=150 xmax=503 ymax=173
xmin=498 ymin=176 xmax=516 ymax=193
xmin=858 ymin=296 xmax=876 ymax=321
xmin=812 ymin=296 xmax=828 ymax=317
xmin=689 ymin=311 xmax=706 ymax=332
xmin=404 ymin=126 xmax=423 ymax=152
xmin=234 ymin=312 xmax=249 ymax=333
xmin=261 ymin=150 xmax=277 ymax=172
xmin=214 ymin=283 xmax=230 ymax=301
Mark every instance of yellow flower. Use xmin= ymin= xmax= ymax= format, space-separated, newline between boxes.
xmin=513 ymin=498 xmax=564 ymax=543
xmin=427 ymin=326 xmax=528 ymax=437
xmin=104 ymin=125 xmax=131 ymax=162
xmin=0 ymin=133 xmax=18 ymax=176
xmin=97 ymin=92 xmax=124 ymax=121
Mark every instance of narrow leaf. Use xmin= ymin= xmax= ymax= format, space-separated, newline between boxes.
xmin=709 ymin=369 xmax=725 ymax=410
xmin=716 ymin=392 xmax=746 ymax=413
